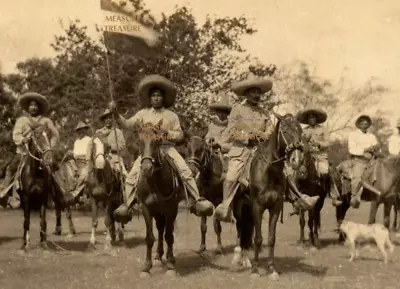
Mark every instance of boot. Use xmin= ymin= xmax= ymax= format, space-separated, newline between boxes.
xmin=114 ymin=183 xmax=135 ymax=224
xmin=214 ymin=180 xmax=239 ymax=222
xmin=185 ymin=178 xmax=214 ymax=217
xmin=327 ymin=172 xmax=342 ymax=207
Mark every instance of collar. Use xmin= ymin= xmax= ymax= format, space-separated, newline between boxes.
xmin=150 ymin=107 xmax=165 ymax=113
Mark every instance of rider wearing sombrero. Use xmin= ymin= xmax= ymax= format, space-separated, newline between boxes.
xmin=296 ymin=107 xmax=342 ymax=206
xmin=110 ymin=75 xmax=214 ymax=223
xmin=214 ymin=74 xmax=276 ymax=223
xmin=0 ymin=92 xmax=60 ymax=202
xmin=205 ymin=93 xmax=232 ymax=153
xmin=339 ymin=115 xmax=382 ymax=208
xmin=96 ymin=109 xmax=128 ymax=176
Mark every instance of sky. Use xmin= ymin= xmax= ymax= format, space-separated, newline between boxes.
xmin=1 ymin=0 xmax=399 ymax=126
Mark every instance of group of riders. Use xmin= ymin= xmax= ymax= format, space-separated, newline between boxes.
xmin=1 ymin=73 xmax=400 ymax=225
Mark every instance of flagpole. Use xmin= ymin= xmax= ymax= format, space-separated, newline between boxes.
xmin=104 ymin=38 xmax=126 ymax=200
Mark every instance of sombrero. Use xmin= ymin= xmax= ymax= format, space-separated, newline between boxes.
xmin=208 ymin=93 xmax=232 ymax=112
xmin=75 ymin=121 xmax=89 ymax=131
xmin=99 ymin=108 xmax=113 ymax=121
xmin=18 ymin=92 xmax=50 ymax=114
xmin=355 ymin=115 xmax=372 ymax=129
xmin=231 ymin=73 xmax=273 ymax=96
xmin=296 ymin=108 xmax=327 ymax=124
xmin=137 ymin=75 xmax=176 ymax=108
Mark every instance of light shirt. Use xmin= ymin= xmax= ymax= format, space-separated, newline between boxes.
xmin=73 ymin=136 xmax=103 ymax=160
xmin=348 ymin=129 xmax=377 ymax=156
xmin=118 ymin=107 xmax=184 ymax=142
xmin=96 ymin=127 xmax=126 ymax=152
xmin=388 ymin=134 xmax=400 ymax=155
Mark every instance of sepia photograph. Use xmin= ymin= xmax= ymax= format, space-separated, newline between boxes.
xmin=0 ymin=0 xmax=399 ymax=288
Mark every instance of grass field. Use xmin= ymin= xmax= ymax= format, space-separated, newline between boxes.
xmin=0 ymin=202 xmax=399 ymax=289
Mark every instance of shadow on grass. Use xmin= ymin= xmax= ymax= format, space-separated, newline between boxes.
xmin=0 ymin=236 xmax=20 ymax=246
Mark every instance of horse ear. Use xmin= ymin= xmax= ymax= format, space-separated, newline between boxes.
xmin=273 ymin=112 xmax=283 ymax=121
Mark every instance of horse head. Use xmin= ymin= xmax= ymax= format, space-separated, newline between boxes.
xmin=186 ymin=136 xmax=211 ymax=176
xmin=138 ymin=120 xmax=165 ymax=178
xmin=28 ymin=124 xmax=54 ymax=169
xmin=274 ymin=113 xmax=304 ymax=170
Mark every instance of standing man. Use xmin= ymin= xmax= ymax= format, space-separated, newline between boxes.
xmin=111 ymin=75 xmax=214 ymax=223
xmin=296 ymin=107 xmax=342 ymax=206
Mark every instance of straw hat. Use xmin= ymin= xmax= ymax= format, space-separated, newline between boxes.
xmin=355 ymin=115 xmax=372 ymax=129
xmin=137 ymin=75 xmax=176 ymax=108
xmin=75 ymin=121 xmax=89 ymax=131
xmin=231 ymin=73 xmax=273 ymax=96
xmin=296 ymin=107 xmax=327 ymax=125
xmin=208 ymin=93 xmax=232 ymax=112
xmin=18 ymin=92 xmax=50 ymax=114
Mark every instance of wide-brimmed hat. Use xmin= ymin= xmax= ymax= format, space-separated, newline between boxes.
xmin=18 ymin=92 xmax=50 ymax=114
xmin=355 ymin=115 xmax=372 ymax=129
xmin=137 ymin=75 xmax=176 ymax=108
xmin=231 ymin=73 xmax=273 ymax=96
xmin=99 ymin=108 xmax=113 ymax=121
xmin=75 ymin=121 xmax=89 ymax=131
xmin=296 ymin=107 xmax=327 ymax=124
xmin=208 ymin=93 xmax=232 ymax=112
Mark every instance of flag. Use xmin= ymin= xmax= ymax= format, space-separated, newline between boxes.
xmin=100 ymin=0 xmax=160 ymax=58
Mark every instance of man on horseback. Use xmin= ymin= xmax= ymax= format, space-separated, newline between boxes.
xmin=205 ymin=93 xmax=232 ymax=154
xmin=388 ymin=118 xmax=400 ymax=156
xmin=214 ymin=74 xmax=276 ymax=223
xmin=296 ymin=107 xmax=342 ymax=206
xmin=96 ymin=109 xmax=128 ymax=176
xmin=0 ymin=92 xmax=59 ymax=201
xmin=339 ymin=115 xmax=382 ymax=208
xmin=110 ymin=75 xmax=214 ymax=222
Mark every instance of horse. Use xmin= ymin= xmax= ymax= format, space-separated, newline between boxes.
xmin=18 ymin=124 xmax=65 ymax=252
xmin=232 ymin=113 xmax=304 ymax=280
xmin=186 ymin=136 xmax=224 ymax=255
xmin=135 ymin=124 xmax=184 ymax=278
xmin=293 ymin=140 xmax=330 ymax=249
xmin=53 ymin=138 xmax=126 ymax=249
xmin=332 ymin=155 xmax=400 ymax=242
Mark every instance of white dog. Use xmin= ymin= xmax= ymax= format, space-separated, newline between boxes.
xmin=339 ymin=221 xmax=395 ymax=263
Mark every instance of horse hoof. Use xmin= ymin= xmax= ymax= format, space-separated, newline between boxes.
xmin=310 ymin=247 xmax=319 ymax=252
xmin=214 ymin=246 xmax=224 ymax=255
xmin=196 ymin=247 xmax=206 ymax=254
xmin=53 ymin=230 xmax=62 ymax=236
xmin=153 ymin=258 xmax=163 ymax=266
xmin=165 ymin=270 xmax=176 ymax=277
xmin=17 ymin=249 xmax=26 ymax=256
xmin=140 ymin=272 xmax=150 ymax=279
xmin=268 ymin=271 xmax=279 ymax=281
xmin=40 ymin=242 xmax=50 ymax=251
xmin=66 ymin=234 xmax=74 ymax=239
xmin=250 ymin=273 xmax=261 ymax=279
xmin=87 ymin=243 xmax=96 ymax=251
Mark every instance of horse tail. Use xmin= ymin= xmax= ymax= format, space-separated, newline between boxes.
xmin=239 ymin=199 xmax=254 ymax=250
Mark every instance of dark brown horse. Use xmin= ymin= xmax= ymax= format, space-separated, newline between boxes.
xmin=136 ymin=125 xmax=183 ymax=278
xmin=233 ymin=113 xmax=304 ymax=280
xmin=293 ymin=141 xmax=329 ymax=249
xmin=53 ymin=139 xmax=126 ymax=249
xmin=186 ymin=136 xmax=224 ymax=254
xmin=18 ymin=124 xmax=65 ymax=252
xmin=332 ymin=155 xmax=400 ymax=242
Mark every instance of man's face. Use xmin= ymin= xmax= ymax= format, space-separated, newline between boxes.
xmin=215 ymin=110 xmax=229 ymax=121
xmin=307 ymin=114 xmax=317 ymax=126
xmin=28 ymin=101 xmax=40 ymax=116
xmin=104 ymin=117 xmax=113 ymax=128
xmin=150 ymin=89 xmax=164 ymax=109
xmin=358 ymin=119 xmax=370 ymax=132
xmin=244 ymin=87 xmax=262 ymax=106
xmin=77 ymin=128 xmax=87 ymax=138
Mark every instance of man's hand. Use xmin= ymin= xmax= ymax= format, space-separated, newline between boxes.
xmin=108 ymin=101 xmax=118 ymax=114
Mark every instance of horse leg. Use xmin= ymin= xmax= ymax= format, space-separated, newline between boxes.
xmin=197 ymin=216 xmax=207 ymax=253
xmin=383 ymin=201 xmax=391 ymax=230
xmin=308 ymin=211 xmax=315 ymax=247
xmin=104 ymin=200 xmax=116 ymax=250
xmin=264 ymin=201 xmax=282 ymax=281
xmin=232 ymin=200 xmax=243 ymax=265
xmin=117 ymin=223 xmax=125 ymax=245
xmin=213 ymin=217 xmax=223 ymax=255
xmin=20 ymin=195 xmax=30 ymax=252
xmin=165 ymin=213 xmax=177 ymax=276
xmin=250 ymin=201 xmax=263 ymax=277
xmin=154 ymin=213 xmax=165 ymax=266
xmin=39 ymin=197 xmax=49 ymax=250
xmin=298 ymin=211 xmax=306 ymax=244
xmin=88 ymin=196 xmax=98 ymax=249
xmin=53 ymin=202 xmax=62 ymax=236
xmin=66 ymin=206 xmax=76 ymax=237
xmin=368 ymin=200 xmax=379 ymax=225
xmin=140 ymin=205 xmax=154 ymax=277
xmin=336 ymin=196 xmax=350 ymax=243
